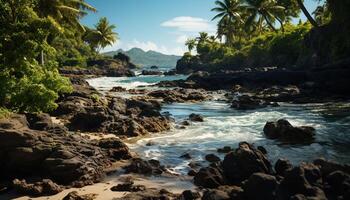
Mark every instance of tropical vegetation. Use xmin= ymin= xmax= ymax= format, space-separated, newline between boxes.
xmin=180 ymin=0 xmax=350 ymax=73
xmin=0 ymin=0 xmax=118 ymax=112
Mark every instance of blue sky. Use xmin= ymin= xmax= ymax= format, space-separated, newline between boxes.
xmin=82 ymin=0 xmax=323 ymax=55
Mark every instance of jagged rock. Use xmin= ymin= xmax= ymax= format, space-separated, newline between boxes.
xmin=110 ymin=181 xmax=146 ymax=192
xmin=313 ymin=158 xmax=350 ymax=175
xmin=222 ymin=142 xmax=272 ymax=183
xmin=217 ymin=146 xmax=233 ymax=154
xmin=147 ymin=88 xmax=209 ymax=103
xmin=194 ymin=165 xmax=225 ymax=188
xmin=109 ymin=86 xmax=127 ymax=92
xmin=25 ymin=113 xmax=68 ymax=134
xmin=124 ymin=158 xmax=165 ymax=175
xmin=62 ymin=191 xmax=97 ymax=200
xmin=181 ymin=190 xmax=201 ymax=200
xmin=205 ymin=154 xmax=221 ymax=163
xmin=243 ymin=173 xmax=278 ymax=200
xmin=142 ymin=70 xmax=163 ymax=76
xmin=263 ymin=119 xmax=315 ymax=143
xmin=231 ymin=95 xmax=267 ymax=110
xmin=12 ymin=179 xmax=62 ymax=196
xmin=275 ymin=159 xmax=293 ymax=176
xmin=98 ymin=138 xmax=132 ymax=160
xmin=202 ymin=189 xmax=231 ymax=200
xmin=189 ymin=113 xmax=204 ymax=122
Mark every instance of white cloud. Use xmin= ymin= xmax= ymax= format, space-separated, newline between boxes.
xmin=161 ymin=16 xmax=215 ymax=32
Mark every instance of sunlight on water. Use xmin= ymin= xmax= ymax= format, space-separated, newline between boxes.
xmin=89 ymin=76 xmax=350 ymax=174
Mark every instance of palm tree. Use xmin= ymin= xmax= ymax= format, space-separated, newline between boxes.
xmin=244 ymin=0 xmax=285 ymax=33
xmin=211 ymin=0 xmax=244 ymax=44
xmin=197 ymin=32 xmax=209 ymax=44
xmin=296 ymin=0 xmax=319 ymax=27
xmin=313 ymin=3 xmax=330 ymax=25
xmin=36 ymin=0 xmax=97 ymax=31
xmin=185 ymin=38 xmax=197 ymax=54
xmin=84 ymin=17 xmax=118 ymax=52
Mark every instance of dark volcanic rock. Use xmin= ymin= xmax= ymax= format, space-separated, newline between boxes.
xmin=98 ymin=138 xmax=132 ymax=160
xmin=0 ymin=114 xmax=122 ymax=188
xmin=194 ymin=165 xmax=226 ymax=188
xmin=110 ymin=181 xmax=146 ymax=192
xmin=62 ymin=191 xmax=97 ymax=200
xmin=12 ymin=179 xmax=62 ymax=196
xmin=109 ymin=86 xmax=127 ymax=92
xmin=263 ymin=119 xmax=316 ymax=143
xmin=189 ymin=113 xmax=204 ymax=122
xmin=222 ymin=142 xmax=272 ymax=183
xmin=147 ymin=88 xmax=209 ymax=103
xmin=181 ymin=190 xmax=201 ymax=200
xmin=231 ymin=95 xmax=267 ymax=110
xmin=124 ymin=158 xmax=165 ymax=175
xmin=243 ymin=173 xmax=278 ymax=200
xmin=275 ymin=158 xmax=293 ymax=176
xmin=205 ymin=154 xmax=221 ymax=163
xmin=142 ymin=70 xmax=163 ymax=76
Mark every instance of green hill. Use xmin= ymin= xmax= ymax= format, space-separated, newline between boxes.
xmin=104 ymin=48 xmax=181 ymax=67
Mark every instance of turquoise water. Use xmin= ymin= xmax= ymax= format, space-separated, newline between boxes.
xmin=88 ymin=75 xmax=350 ymax=174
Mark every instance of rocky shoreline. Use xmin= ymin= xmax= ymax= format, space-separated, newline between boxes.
xmin=0 ymin=71 xmax=349 ymax=199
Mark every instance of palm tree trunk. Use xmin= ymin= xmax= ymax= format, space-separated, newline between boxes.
xmin=41 ymin=50 xmax=44 ymax=66
xmin=276 ymin=18 xmax=284 ymax=32
xmin=263 ymin=15 xmax=277 ymax=32
xmin=296 ymin=0 xmax=319 ymax=27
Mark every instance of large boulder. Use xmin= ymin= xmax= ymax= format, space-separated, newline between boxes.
xmin=13 ymin=179 xmax=62 ymax=197
xmin=124 ymin=158 xmax=165 ymax=175
xmin=222 ymin=142 xmax=272 ymax=183
xmin=194 ymin=164 xmax=226 ymax=188
xmin=231 ymin=95 xmax=267 ymax=110
xmin=243 ymin=173 xmax=278 ymax=200
xmin=263 ymin=119 xmax=315 ymax=143
xmin=0 ymin=114 xmax=126 ymax=188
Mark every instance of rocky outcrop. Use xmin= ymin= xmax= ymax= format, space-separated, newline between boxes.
xmin=147 ymin=88 xmax=210 ymax=103
xmin=51 ymin=78 xmax=171 ymax=137
xmin=124 ymin=158 xmax=165 ymax=175
xmin=0 ymin=114 xmax=132 ymax=194
xmin=231 ymin=95 xmax=268 ymax=110
xmin=63 ymin=191 xmax=97 ymax=200
xmin=263 ymin=119 xmax=316 ymax=143
xmin=141 ymin=70 xmax=163 ymax=76
xmin=60 ymin=58 xmax=135 ymax=78
xmin=191 ymin=142 xmax=350 ymax=200
xmin=189 ymin=113 xmax=204 ymax=122
xmin=13 ymin=179 xmax=62 ymax=197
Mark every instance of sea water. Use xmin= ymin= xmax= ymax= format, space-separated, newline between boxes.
xmin=88 ymin=74 xmax=350 ymax=174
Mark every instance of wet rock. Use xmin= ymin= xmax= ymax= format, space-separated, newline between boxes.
xmin=98 ymin=138 xmax=132 ymax=160
xmin=205 ymin=154 xmax=221 ymax=163
xmin=181 ymin=190 xmax=201 ymax=200
xmin=0 ymin=115 xmax=113 ymax=187
xmin=188 ymin=161 xmax=201 ymax=169
xmin=142 ymin=70 xmax=163 ymax=76
xmin=109 ymin=86 xmax=127 ymax=92
xmin=222 ymin=142 xmax=272 ymax=183
xmin=12 ymin=179 xmax=62 ymax=196
xmin=62 ymin=191 xmax=97 ymax=200
xmin=188 ymin=170 xmax=198 ymax=176
xmin=217 ymin=146 xmax=232 ymax=154
xmin=181 ymin=120 xmax=191 ymax=126
xmin=202 ymin=189 xmax=231 ymax=200
xmin=147 ymin=88 xmax=209 ymax=103
xmin=275 ymin=159 xmax=293 ymax=176
xmin=231 ymin=95 xmax=267 ymax=110
xmin=263 ymin=119 xmax=316 ymax=143
xmin=243 ymin=173 xmax=278 ymax=200
xmin=194 ymin=165 xmax=226 ymax=188
xmin=324 ymin=170 xmax=350 ymax=199
xmin=313 ymin=158 xmax=350 ymax=175
xmin=110 ymin=181 xmax=146 ymax=192
xmin=25 ymin=113 xmax=67 ymax=134
xmin=276 ymin=166 xmax=327 ymax=200
xmin=113 ymin=188 xmax=176 ymax=200
xmin=124 ymin=158 xmax=165 ymax=175
xmin=189 ymin=113 xmax=204 ymax=122
xmin=180 ymin=153 xmax=192 ymax=159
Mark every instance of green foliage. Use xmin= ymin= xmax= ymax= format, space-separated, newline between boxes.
xmin=0 ymin=107 xmax=11 ymax=119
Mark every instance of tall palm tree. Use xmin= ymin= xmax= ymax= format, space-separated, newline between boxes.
xmin=211 ymin=0 xmax=244 ymax=44
xmin=85 ymin=17 xmax=118 ymax=52
xmin=296 ymin=0 xmax=319 ymax=27
xmin=185 ymin=38 xmax=197 ymax=54
xmin=197 ymin=32 xmax=210 ymax=44
xmin=244 ymin=0 xmax=285 ymax=33
xmin=36 ymin=0 xmax=97 ymax=32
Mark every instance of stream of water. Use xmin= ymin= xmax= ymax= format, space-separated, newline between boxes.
xmin=88 ymin=74 xmax=350 ymax=175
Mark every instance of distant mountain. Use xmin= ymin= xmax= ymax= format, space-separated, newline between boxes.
xmin=104 ymin=48 xmax=182 ymax=68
